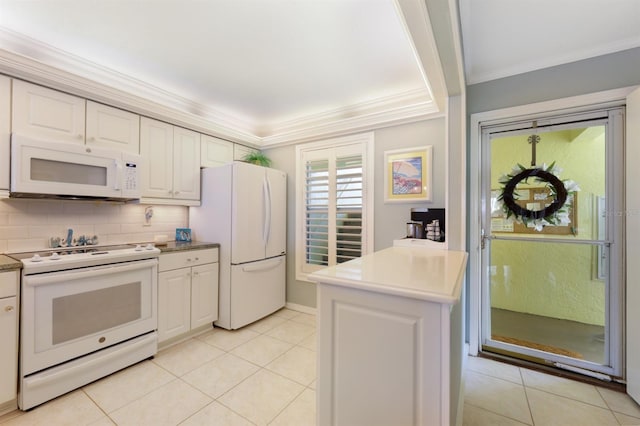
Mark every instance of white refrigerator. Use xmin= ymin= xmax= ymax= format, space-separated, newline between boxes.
xmin=190 ymin=161 xmax=287 ymax=330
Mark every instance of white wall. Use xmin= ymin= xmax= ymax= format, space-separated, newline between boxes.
xmin=0 ymin=199 xmax=187 ymax=253
xmin=264 ymin=117 xmax=447 ymax=308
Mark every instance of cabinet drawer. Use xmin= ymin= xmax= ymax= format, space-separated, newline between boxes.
xmin=0 ymin=270 xmax=18 ymax=298
xmin=159 ymin=248 xmax=218 ymax=272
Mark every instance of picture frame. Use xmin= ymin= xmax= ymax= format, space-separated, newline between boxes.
xmin=175 ymin=228 xmax=192 ymax=242
xmin=384 ymin=146 xmax=432 ymax=203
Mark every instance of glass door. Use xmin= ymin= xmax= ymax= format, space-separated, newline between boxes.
xmin=480 ymin=108 xmax=624 ymax=377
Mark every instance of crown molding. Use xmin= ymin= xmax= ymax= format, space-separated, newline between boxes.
xmin=0 ymin=27 xmax=440 ymax=147
xmin=261 ymin=90 xmax=441 ymax=146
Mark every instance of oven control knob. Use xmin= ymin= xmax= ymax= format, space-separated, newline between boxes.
xmin=50 ymin=252 xmax=61 ymax=260
xmin=30 ymin=254 xmax=42 ymax=262
xmin=145 ymin=243 xmax=155 ymax=250
xmin=134 ymin=244 xmax=143 ymax=251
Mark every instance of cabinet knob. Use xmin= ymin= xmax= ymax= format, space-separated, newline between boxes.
xmin=174 ymin=191 xmax=180 ymax=195
xmin=4 ymin=305 xmax=14 ymax=312
xmin=186 ymin=258 xmax=191 ymax=262
xmin=77 ymin=134 xmax=84 ymax=140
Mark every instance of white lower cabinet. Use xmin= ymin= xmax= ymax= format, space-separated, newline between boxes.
xmin=0 ymin=270 xmax=19 ymax=415
xmin=316 ymin=282 xmax=463 ymax=426
xmin=158 ymin=248 xmax=218 ymax=345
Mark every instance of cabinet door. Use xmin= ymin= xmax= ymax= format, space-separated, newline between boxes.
xmin=233 ymin=144 xmax=258 ymax=161
xmin=0 ymin=76 xmax=9 ymax=192
xmin=12 ymin=80 xmax=85 ymax=144
xmin=173 ymin=127 xmax=201 ymax=200
xmin=0 ymin=296 xmax=17 ymax=405
xmin=86 ymin=101 xmax=140 ymax=153
xmin=158 ymin=269 xmax=191 ymax=343
xmin=190 ymin=263 xmax=219 ymax=329
xmin=140 ymin=117 xmax=174 ymax=198
xmin=201 ymin=134 xmax=233 ymax=167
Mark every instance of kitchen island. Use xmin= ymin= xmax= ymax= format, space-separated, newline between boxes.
xmin=309 ymin=246 xmax=468 ymax=426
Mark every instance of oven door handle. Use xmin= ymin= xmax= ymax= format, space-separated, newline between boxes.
xmin=23 ymin=258 xmax=158 ymax=287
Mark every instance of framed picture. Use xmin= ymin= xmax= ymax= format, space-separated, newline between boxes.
xmin=384 ymin=146 xmax=432 ymax=203
xmin=175 ymin=228 xmax=192 ymax=242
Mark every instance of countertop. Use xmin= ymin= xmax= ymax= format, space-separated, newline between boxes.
xmin=156 ymin=241 xmax=219 ymax=253
xmin=0 ymin=254 xmax=22 ymax=271
xmin=308 ymin=246 xmax=468 ymax=304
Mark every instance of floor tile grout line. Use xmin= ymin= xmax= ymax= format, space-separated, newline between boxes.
xmin=520 ymin=374 xmax=536 ymax=426
xmin=266 ymin=384 xmax=309 ymax=425
xmin=464 ymin=401 xmax=532 ymax=425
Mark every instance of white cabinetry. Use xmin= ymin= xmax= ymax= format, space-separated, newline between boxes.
xmin=201 ymin=134 xmax=234 ymax=167
xmin=12 ymin=80 xmax=86 ymax=144
xmin=310 ymin=247 xmax=468 ymax=426
xmin=11 ymin=81 xmax=140 ymax=154
xmin=86 ymin=101 xmax=140 ymax=153
xmin=233 ymin=144 xmax=259 ymax=161
xmin=140 ymin=117 xmax=201 ymax=205
xmin=0 ymin=76 xmax=10 ymax=195
xmin=158 ymin=248 xmax=219 ymax=345
xmin=0 ymin=270 xmax=19 ymax=415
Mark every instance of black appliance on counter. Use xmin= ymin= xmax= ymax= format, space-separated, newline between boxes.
xmin=410 ymin=208 xmax=445 ymax=241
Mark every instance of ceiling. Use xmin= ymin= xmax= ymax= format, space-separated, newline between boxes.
xmin=0 ymin=0 xmax=638 ymax=146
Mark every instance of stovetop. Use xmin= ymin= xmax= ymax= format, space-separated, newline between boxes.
xmin=14 ymin=243 xmax=161 ymax=273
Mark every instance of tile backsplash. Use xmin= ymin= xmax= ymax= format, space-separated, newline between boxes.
xmin=0 ymin=199 xmax=188 ymax=253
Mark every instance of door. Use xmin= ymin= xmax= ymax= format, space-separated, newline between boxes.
xmin=1 ymin=76 xmax=9 ymax=192
xmin=86 ymin=101 xmax=140 ymax=153
xmin=191 ymin=263 xmax=219 ymax=328
xmin=480 ymin=107 xmax=624 ymax=377
xmin=12 ymin=80 xmax=85 ymax=144
xmin=232 ymin=162 xmax=268 ymax=264
xmin=0 ymin=295 xmax=17 ymax=404
xmin=266 ymin=168 xmax=287 ymax=258
xmin=140 ymin=117 xmax=173 ymax=198
xmin=158 ymin=268 xmax=191 ymax=343
xmin=172 ymin=127 xmax=201 ymax=200
xmin=627 ymin=87 xmax=640 ymax=402
xmin=230 ymin=256 xmax=285 ymax=329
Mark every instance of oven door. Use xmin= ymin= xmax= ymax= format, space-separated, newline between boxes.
xmin=21 ymin=259 xmax=157 ymax=375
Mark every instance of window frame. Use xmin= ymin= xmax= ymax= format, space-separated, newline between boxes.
xmin=295 ymin=132 xmax=375 ymax=282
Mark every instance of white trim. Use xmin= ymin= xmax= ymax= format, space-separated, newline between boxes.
xmin=284 ymin=302 xmax=317 ymax=316
xmin=468 ymin=86 xmax=637 ymax=357
xmin=295 ymin=132 xmax=375 ymax=283
xmin=0 ymin=28 xmax=438 ymax=147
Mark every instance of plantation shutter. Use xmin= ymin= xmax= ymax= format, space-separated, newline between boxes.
xmin=302 ymin=146 xmax=365 ymax=272
xmin=335 ymin=154 xmax=363 ymax=263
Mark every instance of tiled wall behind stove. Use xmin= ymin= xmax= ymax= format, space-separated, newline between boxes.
xmin=0 ymin=199 xmax=188 ymax=253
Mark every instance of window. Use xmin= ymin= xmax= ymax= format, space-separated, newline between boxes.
xmin=296 ymin=133 xmax=374 ymax=281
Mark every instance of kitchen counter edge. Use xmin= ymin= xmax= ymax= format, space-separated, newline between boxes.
xmin=0 ymin=254 xmax=23 ymax=270
xmin=156 ymin=241 xmax=220 ymax=253
xmin=308 ymin=246 xmax=468 ymax=305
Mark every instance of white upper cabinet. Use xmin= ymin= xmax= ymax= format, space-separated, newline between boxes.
xmin=172 ymin=126 xmax=201 ymax=201
xmin=233 ymin=143 xmax=258 ymax=161
xmin=0 ymin=76 xmax=10 ymax=193
xmin=140 ymin=117 xmax=200 ymax=204
xmin=12 ymin=80 xmax=86 ymax=144
xmin=86 ymin=101 xmax=140 ymax=153
xmin=201 ymin=134 xmax=233 ymax=167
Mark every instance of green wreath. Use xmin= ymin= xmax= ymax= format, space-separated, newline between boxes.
xmin=497 ymin=162 xmax=579 ymax=231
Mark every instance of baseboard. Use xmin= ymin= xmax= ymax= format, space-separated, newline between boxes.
xmin=285 ymin=302 xmax=317 ymax=315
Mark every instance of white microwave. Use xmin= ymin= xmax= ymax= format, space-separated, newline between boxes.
xmin=10 ymin=134 xmax=141 ymax=201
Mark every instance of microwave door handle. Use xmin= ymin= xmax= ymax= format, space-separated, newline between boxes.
xmin=114 ymin=159 xmax=122 ymax=190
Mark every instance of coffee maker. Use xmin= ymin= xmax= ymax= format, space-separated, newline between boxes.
xmin=406 ymin=208 xmax=445 ymax=241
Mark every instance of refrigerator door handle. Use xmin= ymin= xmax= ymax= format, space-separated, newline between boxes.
xmin=262 ymin=176 xmax=272 ymax=246
xmin=241 ymin=257 xmax=283 ymax=273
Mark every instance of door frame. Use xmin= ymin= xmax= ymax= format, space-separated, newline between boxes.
xmin=468 ymin=87 xmax=636 ymax=363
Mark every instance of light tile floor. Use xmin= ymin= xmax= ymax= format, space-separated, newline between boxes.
xmin=2 ymin=308 xmax=639 ymax=425
xmin=0 ymin=308 xmax=317 ymax=426
xmin=463 ymin=356 xmax=640 ymax=426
